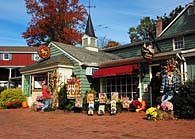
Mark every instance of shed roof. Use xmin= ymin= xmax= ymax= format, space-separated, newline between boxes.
xmin=0 ymin=46 xmax=37 ymax=53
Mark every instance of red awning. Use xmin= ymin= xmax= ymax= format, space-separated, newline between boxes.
xmin=92 ymin=64 xmax=138 ymax=78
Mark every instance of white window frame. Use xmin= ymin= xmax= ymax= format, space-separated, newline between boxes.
xmin=3 ymin=53 xmax=10 ymax=60
xmin=101 ymin=75 xmax=139 ymax=100
xmin=173 ymin=36 xmax=185 ymax=50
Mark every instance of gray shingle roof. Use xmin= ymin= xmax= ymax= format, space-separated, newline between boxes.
xmin=51 ymin=41 xmax=121 ymax=66
xmin=20 ymin=54 xmax=73 ymax=72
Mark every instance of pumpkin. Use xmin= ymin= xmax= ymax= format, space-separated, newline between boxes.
xmin=141 ymin=100 xmax=146 ymax=110
xmin=22 ymin=101 xmax=28 ymax=108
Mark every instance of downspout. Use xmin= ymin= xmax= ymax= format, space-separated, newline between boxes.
xmin=182 ymin=56 xmax=187 ymax=82
xmin=138 ymin=63 xmax=142 ymax=101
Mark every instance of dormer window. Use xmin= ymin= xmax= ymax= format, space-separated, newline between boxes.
xmin=173 ymin=36 xmax=185 ymax=50
xmin=188 ymin=6 xmax=195 ymax=15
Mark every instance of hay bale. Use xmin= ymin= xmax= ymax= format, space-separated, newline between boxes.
xmin=156 ymin=109 xmax=175 ymax=120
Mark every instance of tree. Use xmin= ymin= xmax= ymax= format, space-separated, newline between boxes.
xmin=157 ymin=5 xmax=184 ymax=30
xmin=128 ymin=17 xmax=155 ymax=43
xmin=104 ymin=40 xmax=120 ymax=48
xmin=128 ymin=5 xmax=184 ymax=43
xmin=22 ymin=0 xmax=87 ymax=46
xmin=97 ymin=36 xmax=111 ymax=48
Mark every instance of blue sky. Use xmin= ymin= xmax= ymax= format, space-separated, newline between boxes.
xmin=0 ymin=0 xmax=193 ymax=46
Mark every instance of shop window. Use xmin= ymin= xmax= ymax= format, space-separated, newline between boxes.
xmin=33 ymin=75 xmax=46 ymax=90
xmin=101 ymin=75 xmax=139 ymax=100
xmin=173 ymin=37 xmax=185 ymax=50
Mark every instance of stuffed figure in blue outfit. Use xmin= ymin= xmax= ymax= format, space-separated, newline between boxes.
xmin=160 ymin=58 xmax=181 ymax=103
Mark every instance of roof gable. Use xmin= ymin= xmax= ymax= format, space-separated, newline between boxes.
xmin=159 ymin=3 xmax=195 ymax=37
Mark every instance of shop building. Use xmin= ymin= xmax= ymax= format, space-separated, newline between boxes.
xmin=19 ymin=14 xmax=121 ymax=106
xmin=98 ymin=2 xmax=195 ymax=106
xmin=20 ymin=2 xmax=195 ymax=107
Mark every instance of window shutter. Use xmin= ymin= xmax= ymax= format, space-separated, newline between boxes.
xmin=0 ymin=54 xmax=3 ymax=60
xmin=8 ymin=53 xmax=12 ymax=60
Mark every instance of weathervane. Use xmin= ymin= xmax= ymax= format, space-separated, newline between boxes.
xmin=85 ymin=0 xmax=96 ymax=14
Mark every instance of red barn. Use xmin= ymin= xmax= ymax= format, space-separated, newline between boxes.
xmin=0 ymin=46 xmax=38 ymax=88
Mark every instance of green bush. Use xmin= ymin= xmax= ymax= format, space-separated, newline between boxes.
xmin=172 ymin=79 xmax=195 ymax=119
xmin=58 ymin=85 xmax=67 ymax=110
xmin=0 ymin=86 xmax=6 ymax=93
xmin=0 ymin=88 xmax=26 ymax=108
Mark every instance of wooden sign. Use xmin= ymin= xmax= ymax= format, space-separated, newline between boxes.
xmin=110 ymin=100 xmax=117 ymax=115
xmin=111 ymin=92 xmax=119 ymax=101
xmin=37 ymin=45 xmax=51 ymax=59
xmin=122 ymin=97 xmax=130 ymax=108
xmin=98 ymin=105 xmax=105 ymax=115
xmin=66 ymin=77 xmax=80 ymax=99
xmin=88 ymin=101 xmax=94 ymax=115
xmin=87 ymin=93 xmax=95 ymax=103
xmin=99 ymin=93 xmax=107 ymax=104
xmin=141 ymin=42 xmax=155 ymax=60
xmin=75 ymin=97 xmax=83 ymax=107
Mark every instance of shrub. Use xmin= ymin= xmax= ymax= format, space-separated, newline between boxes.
xmin=0 ymin=88 xmax=26 ymax=108
xmin=172 ymin=79 xmax=195 ymax=119
xmin=0 ymin=86 xmax=6 ymax=93
xmin=58 ymin=85 xmax=67 ymax=110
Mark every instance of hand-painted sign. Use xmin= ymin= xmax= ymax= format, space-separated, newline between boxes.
xmin=37 ymin=45 xmax=51 ymax=59
xmin=66 ymin=77 xmax=80 ymax=99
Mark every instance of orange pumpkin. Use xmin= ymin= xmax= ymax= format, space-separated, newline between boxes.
xmin=141 ymin=100 xmax=146 ymax=110
xmin=22 ymin=101 xmax=28 ymax=108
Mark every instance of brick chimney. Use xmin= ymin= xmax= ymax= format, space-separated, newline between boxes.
xmin=156 ymin=19 xmax=162 ymax=37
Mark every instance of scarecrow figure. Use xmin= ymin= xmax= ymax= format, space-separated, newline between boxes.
xmin=160 ymin=58 xmax=181 ymax=103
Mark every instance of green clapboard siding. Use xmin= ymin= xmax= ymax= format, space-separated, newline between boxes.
xmin=49 ymin=44 xmax=64 ymax=57
xmin=73 ymin=63 xmax=91 ymax=95
xmin=49 ymin=43 xmax=92 ymax=96
xmin=23 ymin=75 xmax=31 ymax=96
xmin=187 ymin=57 xmax=195 ymax=80
xmin=185 ymin=34 xmax=195 ymax=49
xmin=162 ymin=6 xmax=195 ymax=37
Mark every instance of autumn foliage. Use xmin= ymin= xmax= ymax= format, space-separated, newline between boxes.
xmin=105 ymin=41 xmax=119 ymax=48
xmin=22 ymin=0 xmax=87 ymax=46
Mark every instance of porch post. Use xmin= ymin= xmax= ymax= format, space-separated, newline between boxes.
xmin=8 ymin=68 xmax=12 ymax=88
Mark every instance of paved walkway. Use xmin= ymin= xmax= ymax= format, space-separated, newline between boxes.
xmin=0 ymin=109 xmax=195 ymax=139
